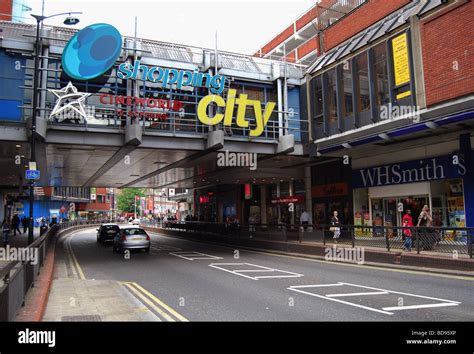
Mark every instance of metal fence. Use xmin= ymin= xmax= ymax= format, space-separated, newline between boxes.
xmin=0 ymin=221 xmax=100 ymax=321
xmin=152 ymin=221 xmax=473 ymax=258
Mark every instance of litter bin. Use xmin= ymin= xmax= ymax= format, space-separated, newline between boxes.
xmin=40 ymin=225 xmax=48 ymax=236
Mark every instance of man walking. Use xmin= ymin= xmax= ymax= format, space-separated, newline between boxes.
xmin=300 ymin=209 xmax=310 ymax=230
xmin=12 ymin=214 xmax=21 ymax=236
xmin=21 ymin=216 xmax=28 ymax=234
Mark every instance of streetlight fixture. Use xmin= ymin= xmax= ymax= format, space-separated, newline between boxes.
xmin=28 ymin=11 xmax=82 ymax=245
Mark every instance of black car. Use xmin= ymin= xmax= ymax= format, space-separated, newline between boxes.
xmin=97 ymin=223 xmax=120 ymax=243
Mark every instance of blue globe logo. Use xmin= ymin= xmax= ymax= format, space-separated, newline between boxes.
xmin=62 ymin=23 xmax=122 ymax=81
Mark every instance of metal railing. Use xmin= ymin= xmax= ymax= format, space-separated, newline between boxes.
xmin=0 ymin=220 xmax=100 ymax=321
xmin=148 ymin=221 xmax=473 ymax=258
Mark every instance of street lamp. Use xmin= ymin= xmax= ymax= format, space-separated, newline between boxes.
xmin=28 ymin=11 xmax=82 ymax=245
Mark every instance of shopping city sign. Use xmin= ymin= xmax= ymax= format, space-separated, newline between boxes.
xmin=61 ymin=23 xmax=276 ymax=136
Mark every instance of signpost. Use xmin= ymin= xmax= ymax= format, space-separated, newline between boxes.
xmin=25 ymin=169 xmax=40 ymax=180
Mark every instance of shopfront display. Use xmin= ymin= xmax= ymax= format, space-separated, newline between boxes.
xmin=353 ymin=155 xmax=468 ymax=230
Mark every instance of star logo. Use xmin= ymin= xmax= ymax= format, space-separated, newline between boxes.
xmin=48 ymin=82 xmax=91 ymax=123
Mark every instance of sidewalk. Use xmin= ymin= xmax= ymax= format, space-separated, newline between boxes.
xmin=40 ymin=231 xmax=159 ymax=321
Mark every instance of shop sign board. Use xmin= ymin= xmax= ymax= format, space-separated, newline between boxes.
xmin=353 ymin=155 xmax=466 ymax=189
xmin=271 ymin=196 xmax=305 ymax=204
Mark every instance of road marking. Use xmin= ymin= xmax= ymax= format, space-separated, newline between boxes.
xmin=209 ymin=262 xmax=303 ymax=280
xmin=151 ymin=245 xmax=182 ymax=251
xmin=64 ymin=234 xmax=85 ymax=280
xmin=382 ymin=303 xmax=461 ymax=311
xmin=122 ymin=282 xmax=189 ymax=322
xmin=288 ymin=282 xmax=461 ymax=315
xmin=169 ymin=251 xmax=223 ymax=261
xmin=151 ymin=231 xmax=474 ymax=282
xmin=288 ymin=286 xmax=395 ymax=315
xmin=326 ymin=291 xmax=389 ymax=297
xmin=122 ymin=282 xmax=175 ymax=321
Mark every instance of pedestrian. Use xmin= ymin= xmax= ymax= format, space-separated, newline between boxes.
xmin=12 ymin=214 xmax=21 ymax=236
xmin=300 ymin=209 xmax=310 ymax=231
xmin=402 ymin=209 xmax=414 ymax=251
xmin=21 ymin=216 xmax=28 ymax=234
xmin=417 ymin=205 xmax=432 ymax=227
xmin=248 ymin=214 xmax=256 ymax=238
xmin=2 ymin=218 xmax=10 ymax=245
xmin=330 ymin=211 xmax=340 ymax=243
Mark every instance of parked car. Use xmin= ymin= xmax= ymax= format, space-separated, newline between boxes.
xmin=129 ymin=218 xmax=141 ymax=225
xmin=97 ymin=223 xmax=120 ymax=243
xmin=113 ymin=225 xmax=150 ymax=253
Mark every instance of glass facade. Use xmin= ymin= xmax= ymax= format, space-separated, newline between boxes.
xmin=309 ymin=32 xmax=414 ymax=138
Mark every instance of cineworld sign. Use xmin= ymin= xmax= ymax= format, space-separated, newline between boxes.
xmin=353 ymin=155 xmax=466 ymax=188
xmin=61 ymin=23 xmax=276 ymax=136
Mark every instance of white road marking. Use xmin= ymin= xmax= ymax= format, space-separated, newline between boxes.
xmin=169 ymin=251 xmax=223 ymax=261
xmin=288 ymin=287 xmax=395 ymax=315
xmin=382 ymin=303 xmax=461 ymax=311
xmin=288 ymin=282 xmax=461 ymax=315
xmin=151 ymin=245 xmax=182 ymax=251
xmin=326 ymin=291 xmax=389 ymax=297
xmin=209 ymin=263 xmax=303 ymax=280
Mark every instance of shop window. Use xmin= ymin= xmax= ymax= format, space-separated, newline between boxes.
xmin=326 ymin=68 xmax=338 ymax=131
xmin=355 ymin=52 xmax=371 ymax=126
xmin=340 ymin=60 xmax=354 ymax=130
xmin=310 ymin=75 xmax=324 ymax=139
xmin=373 ymin=42 xmax=390 ymax=117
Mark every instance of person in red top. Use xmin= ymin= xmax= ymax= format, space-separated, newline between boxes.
xmin=402 ymin=209 xmax=414 ymax=251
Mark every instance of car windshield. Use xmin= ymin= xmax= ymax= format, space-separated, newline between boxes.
xmin=123 ymin=228 xmax=147 ymax=236
xmin=104 ymin=225 xmax=119 ymax=231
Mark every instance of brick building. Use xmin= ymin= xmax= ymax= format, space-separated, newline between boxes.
xmin=257 ymin=0 xmax=474 ymax=230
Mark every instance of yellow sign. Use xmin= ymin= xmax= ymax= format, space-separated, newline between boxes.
xmin=197 ymin=88 xmax=276 ymax=137
xmin=392 ymin=33 xmax=410 ymax=86
xmin=396 ymin=90 xmax=411 ymax=100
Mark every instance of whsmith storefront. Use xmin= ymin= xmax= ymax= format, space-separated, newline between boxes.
xmin=352 ymin=154 xmax=471 ymax=229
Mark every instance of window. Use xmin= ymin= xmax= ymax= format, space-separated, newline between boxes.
xmin=326 ymin=69 xmax=337 ymax=125
xmin=355 ymin=52 xmax=370 ymax=113
xmin=311 ymin=76 xmax=324 ymax=137
xmin=373 ymin=42 xmax=390 ymax=113
xmin=341 ymin=61 xmax=354 ymax=119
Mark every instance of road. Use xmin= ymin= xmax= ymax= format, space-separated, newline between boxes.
xmin=61 ymin=227 xmax=474 ymax=321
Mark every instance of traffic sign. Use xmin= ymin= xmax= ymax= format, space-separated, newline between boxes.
xmin=26 ymin=169 xmax=40 ymax=180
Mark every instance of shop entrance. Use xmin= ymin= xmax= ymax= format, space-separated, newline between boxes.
xmin=371 ymin=196 xmax=428 ymax=227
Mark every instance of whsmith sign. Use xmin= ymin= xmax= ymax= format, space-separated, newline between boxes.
xmin=60 ymin=23 xmax=276 ymax=136
xmin=353 ymin=155 xmax=466 ymax=188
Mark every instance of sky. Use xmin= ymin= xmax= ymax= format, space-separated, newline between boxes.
xmin=23 ymin=0 xmax=316 ymax=55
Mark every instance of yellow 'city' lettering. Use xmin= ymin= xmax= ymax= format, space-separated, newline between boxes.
xmin=197 ymin=88 xmax=276 ymax=137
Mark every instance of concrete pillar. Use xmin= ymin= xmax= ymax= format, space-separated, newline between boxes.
xmin=305 ymin=166 xmax=313 ymax=231
xmin=289 ymin=180 xmax=295 ymax=226
xmin=276 ymin=182 xmax=281 ymax=223
xmin=260 ymin=184 xmax=267 ymax=227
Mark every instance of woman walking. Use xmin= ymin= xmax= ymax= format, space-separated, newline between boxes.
xmin=331 ymin=211 xmax=341 ymax=244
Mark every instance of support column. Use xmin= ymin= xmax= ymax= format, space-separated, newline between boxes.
xmin=305 ymin=166 xmax=313 ymax=231
xmin=276 ymin=182 xmax=281 ymax=223
xmin=260 ymin=184 xmax=267 ymax=227
xmin=289 ymin=180 xmax=295 ymax=227
xmin=277 ymin=78 xmax=283 ymax=137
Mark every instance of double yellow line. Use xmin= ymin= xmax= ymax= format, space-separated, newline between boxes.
xmin=64 ymin=234 xmax=86 ymax=280
xmin=121 ymin=282 xmax=189 ymax=322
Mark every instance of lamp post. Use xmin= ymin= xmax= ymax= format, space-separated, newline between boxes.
xmin=28 ymin=12 xmax=81 ymax=245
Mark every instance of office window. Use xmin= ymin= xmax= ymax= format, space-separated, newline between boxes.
xmin=326 ymin=68 xmax=337 ymax=125
xmin=373 ymin=42 xmax=390 ymax=112
xmin=341 ymin=61 xmax=353 ymax=118
xmin=355 ymin=52 xmax=370 ymax=113
xmin=311 ymin=76 xmax=323 ymax=136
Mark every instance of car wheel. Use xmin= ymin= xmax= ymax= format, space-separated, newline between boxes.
xmin=144 ymin=247 xmax=150 ymax=253
xmin=112 ymin=245 xmax=117 ymax=252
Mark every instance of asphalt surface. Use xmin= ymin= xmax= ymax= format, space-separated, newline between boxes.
xmin=63 ymin=227 xmax=474 ymax=321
